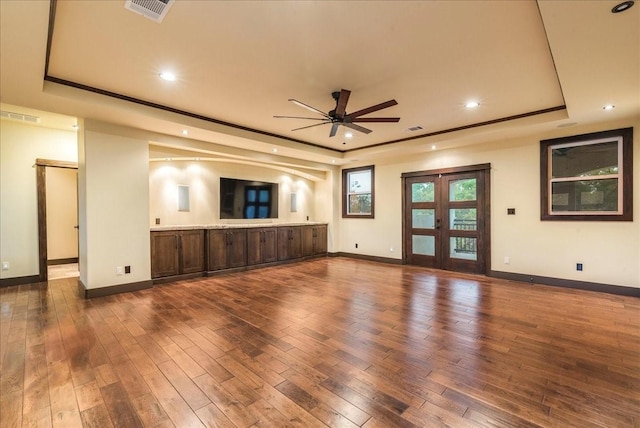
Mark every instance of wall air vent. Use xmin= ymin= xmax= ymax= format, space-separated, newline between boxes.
xmin=0 ymin=110 xmax=41 ymax=124
xmin=124 ymin=0 xmax=174 ymax=23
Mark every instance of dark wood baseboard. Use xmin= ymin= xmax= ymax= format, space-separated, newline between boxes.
xmin=0 ymin=275 xmax=42 ymax=288
xmin=331 ymin=253 xmax=638 ymax=297
xmin=489 ymin=270 xmax=640 ymax=297
xmin=152 ymin=272 xmax=203 ymax=285
xmin=329 ymin=252 xmax=403 ymax=265
xmin=48 ymin=257 xmax=79 ymax=266
xmin=79 ymin=279 xmax=153 ymax=299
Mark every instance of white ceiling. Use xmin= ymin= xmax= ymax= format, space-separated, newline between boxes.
xmin=1 ymin=0 xmax=638 ymax=166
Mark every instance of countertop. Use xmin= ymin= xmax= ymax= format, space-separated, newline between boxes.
xmin=151 ymin=222 xmax=327 ymax=232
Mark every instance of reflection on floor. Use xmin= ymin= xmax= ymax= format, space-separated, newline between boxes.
xmin=48 ymin=262 xmax=79 ymax=280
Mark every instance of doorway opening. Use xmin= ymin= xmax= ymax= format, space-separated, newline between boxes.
xmin=402 ymin=164 xmax=491 ymax=274
xmin=36 ymin=159 xmax=79 ymax=282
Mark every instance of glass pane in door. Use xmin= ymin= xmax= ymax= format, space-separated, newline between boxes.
xmin=413 ymin=235 xmax=435 ymax=256
xmin=449 ymin=208 xmax=477 ymax=230
xmin=412 ymin=182 xmax=435 ymax=202
xmin=412 ymin=209 xmax=435 ymax=229
xmin=450 ymin=237 xmax=477 ymax=260
xmin=449 ymin=178 xmax=476 ymax=201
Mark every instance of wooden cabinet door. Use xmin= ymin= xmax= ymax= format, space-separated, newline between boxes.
xmin=302 ymin=226 xmax=314 ymax=257
xmin=151 ymin=232 xmax=179 ymax=278
xmin=180 ymin=230 xmax=205 ymax=274
xmin=227 ymin=229 xmax=247 ymax=268
xmin=314 ymin=225 xmax=327 ymax=255
xmin=262 ymin=228 xmax=277 ymax=263
xmin=277 ymin=228 xmax=291 ymax=261
xmin=289 ymin=226 xmax=303 ymax=259
xmin=246 ymin=229 xmax=262 ymax=266
xmin=207 ymin=230 xmax=229 ymax=271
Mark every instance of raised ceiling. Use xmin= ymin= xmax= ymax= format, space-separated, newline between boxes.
xmin=1 ymin=0 xmax=638 ymax=164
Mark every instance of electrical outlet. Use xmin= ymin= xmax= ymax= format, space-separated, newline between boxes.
xmin=576 ymin=263 xmax=583 ymax=271
xmin=355 ymin=243 xmax=358 ymax=249
xmin=125 ymin=265 xmax=131 ymax=274
xmin=116 ymin=266 xmax=125 ymax=275
xmin=155 ymin=218 xmax=160 ymax=225
xmin=1 ymin=261 xmax=9 ymax=271
xmin=504 ymin=256 xmax=510 ymax=264
xmin=390 ymin=247 xmax=394 ymax=252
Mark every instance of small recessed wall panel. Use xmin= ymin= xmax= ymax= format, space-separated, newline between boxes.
xmin=178 ymin=185 xmax=190 ymax=212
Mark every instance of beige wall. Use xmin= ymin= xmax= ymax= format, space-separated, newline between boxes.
xmin=78 ymin=121 xmax=150 ymax=289
xmin=0 ymin=119 xmax=77 ymax=279
xmin=339 ymin=118 xmax=640 ymax=288
xmin=2 ymin=114 xmax=637 ymax=290
xmin=148 ymin=161 xmax=316 ymax=226
xmin=46 ymin=167 xmax=78 ymax=260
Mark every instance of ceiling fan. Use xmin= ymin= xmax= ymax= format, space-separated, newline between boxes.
xmin=274 ymin=89 xmax=399 ymax=137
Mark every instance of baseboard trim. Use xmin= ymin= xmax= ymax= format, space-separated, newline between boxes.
xmin=79 ymin=279 xmax=153 ymax=299
xmin=0 ymin=275 xmax=42 ymax=288
xmin=489 ymin=270 xmax=640 ymax=297
xmin=329 ymin=252 xmax=403 ymax=265
xmin=152 ymin=272 xmax=203 ymax=285
xmin=48 ymin=257 xmax=79 ymax=266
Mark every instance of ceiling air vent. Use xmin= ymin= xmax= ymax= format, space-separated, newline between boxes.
xmin=404 ymin=125 xmax=424 ymax=132
xmin=124 ymin=0 xmax=174 ymax=23
xmin=0 ymin=110 xmax=41 ymax=124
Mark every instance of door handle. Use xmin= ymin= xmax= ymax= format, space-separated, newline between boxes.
xmin=436 ymin=219 xmax=441 ymax=229
xmin=74 ymin=225 xmax=79 ymax=229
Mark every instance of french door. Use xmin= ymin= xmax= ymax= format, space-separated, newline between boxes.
xmin=403 ymin=165 xmax=490 ymax=274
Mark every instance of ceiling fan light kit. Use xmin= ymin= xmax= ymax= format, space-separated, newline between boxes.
xmin=275 ymin=89 xmax=400 ymax=137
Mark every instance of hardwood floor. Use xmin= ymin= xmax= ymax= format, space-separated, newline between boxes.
xmin=1 ymin=257 xmax=639 ymax=427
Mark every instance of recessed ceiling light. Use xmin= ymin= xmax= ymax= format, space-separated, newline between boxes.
xmin=181 ymin=129 xmax=188 ymax=135
xmin=272 ymin=148 xmax=278 ymax=153
xmin=159 ymin=71 xmax=176 ymax=81
xmin=345 ymin=132 xmax=354 ymax=139
xmin=612 ymin=1 xmax=634 ymax=13
xmin=331 ymin=160 xmax=336 ymax=164
xmin=72 ymin=124 xmax=79 ymax=130
xmin=465 ymin=101 xmax=480 ymax=109
xmin=431 ymin=145 xmax=437 ymax=150
xmin=603 ymin=104 xmax=616 ymax=110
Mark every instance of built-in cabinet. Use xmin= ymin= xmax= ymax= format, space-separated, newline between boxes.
xmin=150 ymin=224 xmax=327 ymax=281
xmin=151 ymin=229 xmax=205 ymax=279
xmin=302 ymin=224 xmax=327 ymax=257
xmin=247 ymin=228 xmax=278 ymax=266
xmin=207 ymin=229 xmax=247 ymax=271
xmin=277 ymin=226 xmax=303 ymax=261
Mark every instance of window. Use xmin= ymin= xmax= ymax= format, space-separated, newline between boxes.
xmin=343 ymin=165 xmax=375 ymax=218
xmin=540 ymin=127 xmax=633 ymax=221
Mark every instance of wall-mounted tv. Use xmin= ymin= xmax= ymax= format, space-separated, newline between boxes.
xmin=220 ymin=177 xmax=279 ymax=219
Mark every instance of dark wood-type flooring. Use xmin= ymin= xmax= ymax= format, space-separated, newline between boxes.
xmin=1 ymin=257 xmax=639 ymax=427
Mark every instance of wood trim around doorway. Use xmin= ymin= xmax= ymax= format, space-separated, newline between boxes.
xmin=36 ymin=159 xmax=78 ymax=282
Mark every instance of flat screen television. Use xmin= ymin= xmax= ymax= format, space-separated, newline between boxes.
xmin=219 ymin=177 xmax=279 ymax=219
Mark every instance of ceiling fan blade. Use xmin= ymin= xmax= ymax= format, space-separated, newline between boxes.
xmin=274 ymin=115 xmax=329 ymax=121
xmin=334 ymin=89 xmax=351 ymax=118
xmin=348 ymin=99 xmax=398 ymax=118
xmin=289 ymin=99 xmax=330 ymax=118
xmin=351 ymin=117 xmax=400 ymax=123
xmin=344 ymin=122 xmax=372 ymax=134
xmin=291 ymin=121 xmax=331 ymax=132
xmin=329 ymin=122 xmax=340 ymax=137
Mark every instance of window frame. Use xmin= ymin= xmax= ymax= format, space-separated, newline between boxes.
xmin=342 ymin=165 xmax=375 ymax=219
xmin=540 ymin=127 xmax=633 ymax=221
